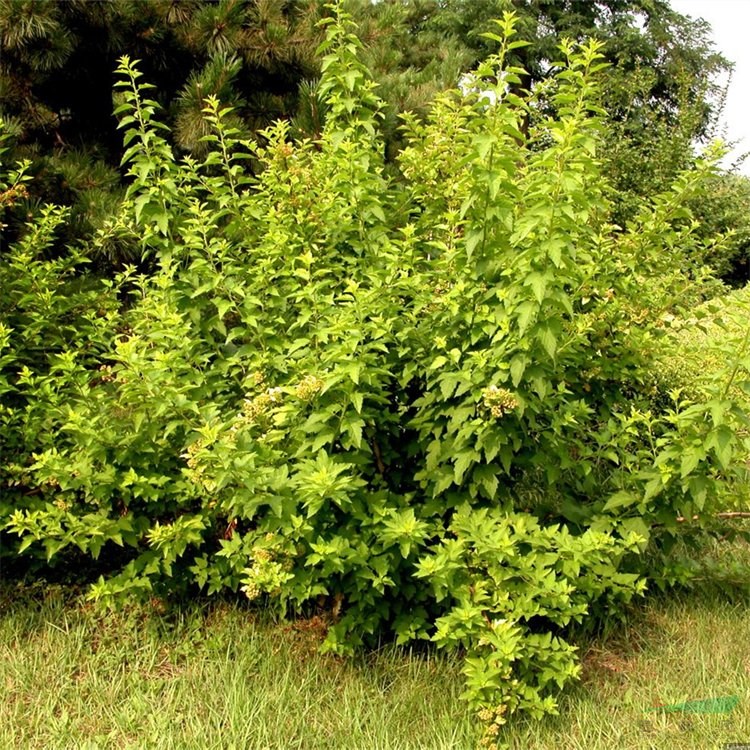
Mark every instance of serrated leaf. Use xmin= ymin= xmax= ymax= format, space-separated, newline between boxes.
xmin=216 ymin=299 xmax=232 ymax=320
xmin=680 ymin=448 xmax=703 ymax=479
xmin=527 ymin=272 xmax=547 ymax=303
xmin=510 ymin=356 xmax=526 ymax=387
xmin=516 ymin=301 xmax=537 ymax=335
xmin=344 ymin=419 xmax=364 ymax=449
xmin=466 ymin=230 xmax=483 ymax=259
xmin=350 ymin=391 xmax=364 ymax=414
xmin=439 ymin=375 xmax=459 ymax=400
xmin=453 ymin=452 xmax=475 ymax=484
xmin=603 ymin=490 xmax=637 ymax=512
xmin=538 ymin=326 xmax=556 ymax=358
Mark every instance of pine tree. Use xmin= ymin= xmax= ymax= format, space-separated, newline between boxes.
xmin=0 ymin=0 xmax=324 ymax=254
xmin=0 ymin=0 xmax=743 ymax=279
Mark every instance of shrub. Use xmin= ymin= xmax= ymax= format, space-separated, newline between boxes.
xmin=4 ymin=6 xmax=749 ymax=740
xmin=0 ymin=133 xmax=119 ymax=573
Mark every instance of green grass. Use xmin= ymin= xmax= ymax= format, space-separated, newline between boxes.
xmin=500 ymin=592 xmax=750 ymax=750
xmin=0 ymin=585 xmax=474 ymax=750
xmin=1 ymin=560 xmax=749 ymax=749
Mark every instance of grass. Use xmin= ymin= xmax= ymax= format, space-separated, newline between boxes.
xmin=1 ymin=570 xmax=749 ymax=750
xmin=500 ymin=591 xmax=750 ymax=750
xmin=0 ymin=585 xmax=474 ymax=750
xmin=495 ymin=533 xmax=750 ymax=750
xmin=2 ymin=529 xmax=750 ymax=750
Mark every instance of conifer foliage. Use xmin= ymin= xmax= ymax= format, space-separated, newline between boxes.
xmin=0 ymin=0 xmax=323 ymax=246
xmin=3 ymin=1 xmax=748 ymax=282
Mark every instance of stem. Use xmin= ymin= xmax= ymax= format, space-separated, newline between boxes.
xmin=676 ymin=511 xmax=750 ymax=522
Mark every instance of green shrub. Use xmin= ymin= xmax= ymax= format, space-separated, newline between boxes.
xmin=3 ymin=6 xmax=749 ymax=740
xmin=0 ymin=134 xmax=119 ymax=572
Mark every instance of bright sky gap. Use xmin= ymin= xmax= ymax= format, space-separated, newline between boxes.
xmin=670 ymin=0 xmax=750 ymax=175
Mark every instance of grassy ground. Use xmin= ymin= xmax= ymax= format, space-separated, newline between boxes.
xmin=502 ymin=592 xmax=750 ymax=750
xmin=1 ymin=568 xmax=749 ymax=750
xmin=1 ymin=584 xmax=474 ymax=750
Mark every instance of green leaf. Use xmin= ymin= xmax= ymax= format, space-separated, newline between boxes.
xmin=216 ymin=299 xmax=233 ymax=320
xmin=516 ymin=301 xmax=537 ymax=335
xmin=510 ymin=356 xmax=526 ymax=387
xmin=527 ymin=272 xmax=547 ymax=303
xmin=350 ymin=391 xmax=364 ymax=414
xmin=619 ymin=517 xmax=650 ymax=550
xmin=430 ymin=355 xmax=448 ymax=371
xmin=453 ymin=452 xmax=476 ymax=484
xmin=538 ymin=326 xmax=557 ymax=359
xmin=680 ymin=447 xmax=704 ymax=479
xmin=603 ymin=490 xmax=638 ymax=512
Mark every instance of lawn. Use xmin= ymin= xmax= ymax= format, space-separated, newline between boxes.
xmin=2 ymin=544 xmax=749 ymax=750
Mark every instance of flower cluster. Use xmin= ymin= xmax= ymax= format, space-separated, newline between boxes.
xmin=241 ymin=386 xmax=283 ymax=422
xmin=183 ymin=438 xmax=204 ymax=471
xmin=182 ymin=437 xmax=217 ymax=492
xmin=241 ymin=545 xmax=292 ymax=602
xmin=252 ymin=546 xmax=274 ymax=563
xmin=96 ymin=364 xmax=116 ymax=383
xmin=0 ymin=183 xmax=29 ymax=208
xmin=240 ymin=578 xmax=262 ymax=601
xmin=477 ymin=702 xmax=508 ymax=749
xmin=481 ymin=385 xmax=518 ymax=419
xmin=296 ymin=374 xmax=324 ymax=401
xmin=433 ymin=280 xmax=452 ymax=297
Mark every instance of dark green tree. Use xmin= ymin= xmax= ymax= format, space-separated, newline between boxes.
xmin=2 ymin=0 xmax=746 ymax=281
xmin=0 ymin=0 xmax=324 ymax=253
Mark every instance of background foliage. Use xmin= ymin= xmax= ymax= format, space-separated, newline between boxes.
xmin=2 ymin=0 xmax=749 ymax=283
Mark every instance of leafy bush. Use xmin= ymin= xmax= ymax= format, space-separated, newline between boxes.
xmin=3 ymin=6 xmax=749 ymax=740
xmin=0 ymin=134 xmax=119 ymax=572
xmin=688 ymin=172 xmax=750 ymax=286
